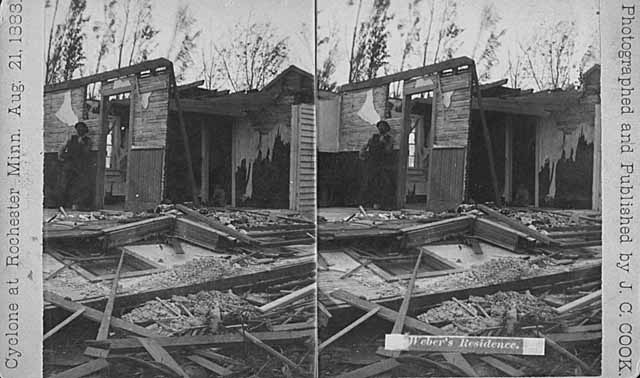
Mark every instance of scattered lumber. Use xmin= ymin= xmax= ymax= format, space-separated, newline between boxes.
xmin=44 ymin=291 xmax=159 ymax=338
xmin=481 ymin=356 xmax=525 ymax=377
xmin=137 ymin=337 xmax=189 ymax=378
xmin=540 ymin=332 xmax=597 ymax=375
xmin=102 ymin=215 xmax=175 ymax=248
xmin=318 ymin=307 xmax=380 ymax=352
xmin=401 ymin=215 xmax=475 ymax=248
xmin=378 ymin=251 xmax=423 ymax=357
xmin=187 ymin=355 xmax=233 ymax=376
xmin=175 ymin=204 xmax=254 ymax=245
xmin=258 ymin=283 xmax=315 ymax=313
xmin=193 ymin=349 xmax=240 ymax=366
xmin=49 ymin=358 xmax=109 ymax=378
xmin=236 ymin=329 xmax=307 ymax=375
xmin=476 ymin=204 xmax=558 ymax=245
xmin=173 ymin=217 xmax=226 ymax=250
xmin=473 ymin=217 xmax=536 ymax=252
xmin=339 ymin=259 xmax=371 ymax=279
xmin=87 ymin=329 xmax=315 ymax=353
xmin=555 ymin=289 xmax=601 ymax=314
xmin=43 ymin=308 xmax=85 ymax=341
xmin=334 ymin=358 xmax=401 ymax=378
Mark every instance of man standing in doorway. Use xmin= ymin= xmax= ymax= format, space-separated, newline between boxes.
xmin=360 ymin=120 xmax=394 ymax=209
xmin=57 ymin=121 xmax=93 ymax=210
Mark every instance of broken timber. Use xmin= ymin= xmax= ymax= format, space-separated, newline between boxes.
xmin=187 ymin=355 xmax=233 ymax=376
xmin=555 ymin=289 xmax=601 ymax=314
xmin=176 ymin=204 xmax=253 ymax=245
xmin=259 ymin=283 xmax=315 ymax=312
xmin=86 ymin=329 xmax=314 ymax=353
xmin=477 ymin=204 xmax=559 ymax=246
xmin=400 ymin=215 xmax=475 ymax=248
xmin=236 ymin=329 xmax=307 ymax=375
xmin=137 ymin=337 xmax=189 ymax=378
xmin=102 ymin=215 xmax=175 ymax=248
xmin=334 ymin=358 xmax=401 ymax=378
xmin=318 ymin=307 xmax=380 ymax=352
xmin=49 ymin=358 xmax=110 ymax=378
xmin=173 ymin=217 xmax=226 ymax=249
xmin=473 ymin=217 xmax=536 ymax=252
xmin=44 ymin=291 xmax=159 ymax=338
xmin=43 ymin=308 xmax=85 ymax=340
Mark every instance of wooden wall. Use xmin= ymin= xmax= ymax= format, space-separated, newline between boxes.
xmin=317 ymin=95 xmax=340 ymax=152
xmin=433 ymin=71 xmax=472 ymax=146
xmin=290 ymin=104 xmax=316 ymax=214
xmin=44 ymin=87 xmax=98 ymax=153
xmin=339 ymin=85 xmax=401 ymax=151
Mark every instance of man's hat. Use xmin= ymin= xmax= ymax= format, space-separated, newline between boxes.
xmin=376 ymin=120 xmax=391 ymax=133
xmin=74 ymin=121 xmax=88 ymax=132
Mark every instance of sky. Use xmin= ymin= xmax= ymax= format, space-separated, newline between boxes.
xmin=317 ymin=0 xmax=600 ymax=89
xmin=44 ymin=0 xmax=314 ymax=87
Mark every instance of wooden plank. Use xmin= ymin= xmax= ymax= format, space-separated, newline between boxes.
xmin=43 ymin=309 xmax=85 ymax=340
xmin=49 ymin=358 xmax=110 ymax=378
xmin=175 ymin=204 xmax=254 ymax=245
xmin=546 ymin=332 xmax=602 ymax=343
xmin=138 ymin=337 xmax=189 ymax=378
xmin=87 ymin=329 xmax=315 ymax=352
xmin=258 ymin=283 xmax=315 ymax=313
xmin=481 ymin=356 xmax=525 ymax=377
xmin=102 ymin=215 xmax=175 ymax=248
xmin=271 ymin=321 xmax=315 ymax=332
xmin=43 ymin=291 xmax=159 ymax=338
xmin=187 ymin=355 xmax=233 ymax=376
xmin=379 ymin=251 xmax=423 ymax=357
xmin=395 ymin=92 xmax=411 ymax=209
xmin=85 ymin=249 xmax=126 ymax=357
xmin=477 ymin=204 xmax=558 ymax=245
xmin=45 ymin=58 xmax=171 ymax=93
xmin=555 ymin=290 xmax=601 ymax=314
xmin=540 ymin=333 xmax=597 ymax=375
xmin=97 ymin=249 xmax=125 ymax=339
xmin=193 ymin=349 xmax=241 ymax=366
xmin=339 ymin=56 xmax=474 ymax=92
xmin=319 ymin=308 xmax=380 ymax=352
xmin=334 ymin=358 xmax=401 ymax=378
xmin=173 ymin=217 xmax=223 ymax=248
xmin=235 ymin=329 xmax=306 ymax=374
xmin=401 ymin=215 xmax=475 ymax=248
xmin=473 ymin=217 xmax=535 ymax=252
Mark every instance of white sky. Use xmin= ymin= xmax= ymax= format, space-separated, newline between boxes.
xmin=45 ymin=0 xmax=314 ymax=86
xmin=317 ymin=0 xmax=600 ymax=89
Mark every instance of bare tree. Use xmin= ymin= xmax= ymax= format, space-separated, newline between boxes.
xmin=505 ymin=49 xmax=524 ymax=89
xmin=317 ymin=33 xmax=339 ymax=91
xmin=472 ymin=4 xmax=506 ymax=81
xmin=347 ymin=0 xmax=364 ymax=84
xmin=92 ymin=0 xmax=118 ymax=74
xmin=200 ymin=41 xmax=223 ymax=90
xmin=167 ymin=5 xmax=202 ymax=82
xmin=46 ymin=0 xmax=90 ymax=84
xmin=350 ymin=0 xmax=393 ymax=82
xmin=215 ymin=21 xmax=288 ymax=91
xmin=520 ymin=21 xmax=578 ymax=90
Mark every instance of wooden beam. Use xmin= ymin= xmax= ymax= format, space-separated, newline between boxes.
xmin=175 ymin=204 xmax=254 ymax=245
xmin=472 ymin=66 xmax=501 ymax=204
xmin=187 ymin=355 xmax=233 ymax=376
xmin=173 ymin=217 xmax=224 ymax=249
xmin=540 ymin=333 xmax=597 ymax=375
xmin=339 ymin=56 xmax=474 ymax=92
xmin=85 ymin=249 xmax=126 ymax=358
xmin=258 ymin=283 xmax=315 ymax=313
xmin=471 ymin=98 xmax=551 ymax=117
xmin=200 ymin=120 xmax=210 ymax=203
xmin=334 ymin=358 xmax=401 ymax=378
xmin=170 ymin=98 xmax=245 ymax=117
xmin=44 ymin=58 xmax=172 ymax=93
xmin=86 ymin=329 xmax=315 ymax=353
xmin=235 ymin=329 xmax=306 ymax=375
xmin=102 ymin=215 xmax=175 ymax=248
xmin=318 ymin=307 xmax=380 ymax=352
xmin=473 ymin=217 xmax=536 ymax=252
xmin=555 ymin=290 xmax=601 ymax=314
xmin=476 ymin=204 xmax=558 ymax=245
xmin=138 ymin=337 xmax=189 ymax=378
xmin=400 ymin=215 xmax=475 ymax=248
xmin=481 ymin=356 xmax=525 ymax=376
xmin=43 ymin=309 xmax=85 ymax=340
xmin=395 ymin=93 xmax=411 ymax=209
xmin=331 ymin=289 xmax=478 ymax=376
xmin=170 ymin=72 xmax=200 ymax=207
xmin=44 ymin=290 xmax=159 ymax=338
xmin=49 ymin=358 xmax=110 ymax=378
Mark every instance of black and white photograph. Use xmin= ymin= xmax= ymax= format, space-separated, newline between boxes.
xmin=316 ymin=0 xmax=603 ymax=376
xmin=1 ymin=1 xmax=640 ymax=378
xmin=40 ymin=1 xmax=315 ymax=377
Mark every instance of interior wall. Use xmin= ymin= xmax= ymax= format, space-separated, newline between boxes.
xmin=537 ymin=99 xmax=596 ymax=209
xmin=233 ymin=103 xmax=292 ymax=208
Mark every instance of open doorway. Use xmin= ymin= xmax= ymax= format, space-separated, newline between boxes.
xmin=203 ymin=119 xmax=233 ymax=206
xmin=103 ymin=95 xmax=132 ymax=208
xmin=510 ymin=117 xmax=536 ymax=206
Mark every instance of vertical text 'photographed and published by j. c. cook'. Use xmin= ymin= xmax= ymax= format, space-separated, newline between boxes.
xmin=41 ymin=1 xmax=316 ymax=377
xmin=316 ymin=1 xmax=602 ymax=377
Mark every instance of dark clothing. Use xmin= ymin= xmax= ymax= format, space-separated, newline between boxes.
xmin=57 ymin=134 xmax=92 ymax=208
xmin=360 ymin=133 xmax=395 ymax=208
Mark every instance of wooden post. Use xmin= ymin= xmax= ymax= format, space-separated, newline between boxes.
xmin=95 ymin=93 xmax=109 ymax=209
xmin=472 ymin=66 xmax=501 ymax=205
xmin=504 ymin=116 xmax=513 ymax=202
xmin=170 ymin=71 xmax=200 ymax=207
xmin=201 ymin=119 xmax=210 ymax=204
xmin=395 ymin=93 xmax=412 ymax=209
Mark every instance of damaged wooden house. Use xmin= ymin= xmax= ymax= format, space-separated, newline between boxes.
xmin=44 ymin=58 xmax=315 ymax=214
xmin=317 ymin=56 xmax=600 ymax=212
